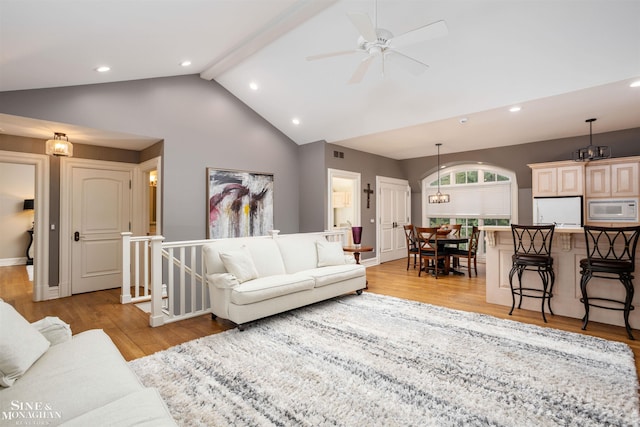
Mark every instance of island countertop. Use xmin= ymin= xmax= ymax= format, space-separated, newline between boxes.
xmin=481 ymin=225 xmax=640 ymax=331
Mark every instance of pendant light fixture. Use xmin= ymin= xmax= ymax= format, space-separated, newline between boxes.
xmin=45 ymin=132 xmax=73 ymax=157
xmin=428 ymin=143 xmax=450 ymax=204
xmin=572 ymin=118 xmax=610 ymax=161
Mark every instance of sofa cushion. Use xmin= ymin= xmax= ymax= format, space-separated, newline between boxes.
xmin=316 ymin=240 xmax=346 ymax=267
xmin=298 ymin=265 xmax=366 ymax=288
xmin=219 ymin=246 xmax=259 ymax=283
xmin=230 ymin=275 xmax=315 ymax=305
xmin=203 ymin=238 xmax=286 ymax=277
xmin=0 ymin=301 xmax=50 ymax=387
xmin=276 ymin=235 xmax=322 ymax=273
xmin=60 ymin=388 xmax=176 ymax=427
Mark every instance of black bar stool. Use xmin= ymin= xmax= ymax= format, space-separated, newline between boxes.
xmin=580 ymin=225 xmax=640 ymax=340
xmin=508 ymin=224 xmax=556 ymax=322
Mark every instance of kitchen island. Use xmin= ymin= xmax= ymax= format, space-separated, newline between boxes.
xmin=482 ymin=226 xmax=640 ymax=330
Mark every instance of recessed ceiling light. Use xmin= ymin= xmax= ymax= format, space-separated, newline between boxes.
xmin=249 ymin=82 xmax=259 ymax=91
xmin=95 ymin=66 xmax=110 ymax=73
xmin=180 ymin=60 xmax=192 ymax=67
xmin=509 ymin=106 xmax=521 ymax=112
xmin=630 ymin=80 xmax=640 ymax=88
xmin=292 ymin=117 xmax=300 ymax=125
xmin=459 ymin=117 xmax=468 ymax=124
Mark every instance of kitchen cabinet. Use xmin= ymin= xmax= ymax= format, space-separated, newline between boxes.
xmin=586 ymin=161 xmax=639 ymax=198
xmin=531 ymin=163 xmax=583 ymax=197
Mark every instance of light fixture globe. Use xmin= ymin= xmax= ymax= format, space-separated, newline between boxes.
xmin=428 ymin=143 xmax=450 ymax=204
xmin=45 ymin=132 xmax=73 ymax=157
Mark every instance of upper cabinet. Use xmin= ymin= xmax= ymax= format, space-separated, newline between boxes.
xmin=530 ymin=162 xmax=584 ymax=197
xmin=586 ymin=160 xmax=639 ymax=198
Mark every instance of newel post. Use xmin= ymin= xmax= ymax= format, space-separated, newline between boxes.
xmin=120 ymin=232 xmax=132 ymax=304
xmin=149 ymin=235 xmax=166 ymax=327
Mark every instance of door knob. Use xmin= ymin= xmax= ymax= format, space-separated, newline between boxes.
xmin=74 ymin=231 xmax=80 ymax=242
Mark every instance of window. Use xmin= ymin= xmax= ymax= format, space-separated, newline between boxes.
xmin=422 ymin=164 xmax=518 ymax=259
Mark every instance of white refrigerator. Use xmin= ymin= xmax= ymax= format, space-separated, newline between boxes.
xmin=533 ymin=196 xmax=583 ymax=227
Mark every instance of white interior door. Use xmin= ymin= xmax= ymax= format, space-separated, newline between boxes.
xmin=71 ymin=167 xmax=131 ymax=294
xmin=378 ymin=177 xmax=410 ymax=263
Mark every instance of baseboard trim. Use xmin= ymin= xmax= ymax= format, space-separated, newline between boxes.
xmin=0 ymin=257 xmax=27 ymax=267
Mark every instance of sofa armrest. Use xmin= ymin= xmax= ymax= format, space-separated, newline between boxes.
xmin=206 ymin=273 xmax=240 ymax=289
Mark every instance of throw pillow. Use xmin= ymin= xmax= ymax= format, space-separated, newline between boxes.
xmin=0 ymin=301 xmax=50 ymax=387
xmin=219 ymin=246 xmax=259 ymax=283
xmin=316 ymin=240 xmax=346 ymax=267
xmin=31 ymin=316 xmax=72 ymax=346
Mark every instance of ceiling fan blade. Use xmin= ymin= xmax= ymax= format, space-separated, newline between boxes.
xmin=391 ymin=20 xmax=448 ymax=48
xmin=347 ymin=12 xmax=378 ymax=42
xmin=386 ymin=50 xmax=429 ymax=75
xmin=306 ymin=50 xmax=357 ymax=61
xmin=348 ymin=55 xmax=375 ymax=84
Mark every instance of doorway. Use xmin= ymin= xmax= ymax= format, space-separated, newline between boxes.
xmin=0 ymin=151 xmax=50 ymax=301
xmin=327 ymin=168 xmax=361 ymax=244
xmin=377 ymin=176 xmax=411 ymax=263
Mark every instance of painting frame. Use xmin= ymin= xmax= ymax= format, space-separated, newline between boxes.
xmin=206 ymin=168 xmax=274 ymax=239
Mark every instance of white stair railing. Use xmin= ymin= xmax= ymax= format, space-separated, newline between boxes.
xmin=121 ymin=229 xmax=350 ymax=327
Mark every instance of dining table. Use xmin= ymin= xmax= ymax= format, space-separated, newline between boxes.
xmin=430 ymin=235 xmax=469 ymax=275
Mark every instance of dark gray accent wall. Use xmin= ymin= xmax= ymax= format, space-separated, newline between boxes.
xmin=299 ymin=141 xmax=327 ymax=232
xmin=401 ymin=127 xmax=640 ymax=225
xmin=0 ymin=75 xmax=301 ymax=243
xmin=325 ymin=143 xmax=406 ymax=260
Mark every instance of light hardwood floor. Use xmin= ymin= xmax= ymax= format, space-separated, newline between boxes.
xmin=1 ymin=260 xmax=638 ymax=375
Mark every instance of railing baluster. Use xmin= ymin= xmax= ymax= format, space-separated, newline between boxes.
xmin=168 ymin=247 xmax=174 ymax=318
xmin=120 ymin=232 xmax=132 ymax=304
xmin=143 ymin=240 xmax=149 ymax=298
xmin=191 ymin=246 xmax=197 ymax=312
xmin=133 ymin=240 xmax=140 ymax=298
xmin=180 ymin=247 xmax=186 ymax=316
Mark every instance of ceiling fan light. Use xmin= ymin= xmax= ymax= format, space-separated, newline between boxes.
xmin=45 ymin=132 xmax=73 ymax=157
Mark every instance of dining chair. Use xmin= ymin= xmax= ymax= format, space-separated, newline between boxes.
xmin=403 ymin=225 xmax=419 ymax=270
xmin=415 ymin=227 xmax=449 ymax=279
xmin=448 ymin=224 xmax=462 ymax=237
xmin=579 ymin=225 xmax=640 ymax=340
xmin=449 ymin=226 xmax=480 ymax=277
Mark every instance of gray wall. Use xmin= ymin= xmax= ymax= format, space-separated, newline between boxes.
xmin=298 ymin=141 xmax=327 ymax=232
xmin=400 ymin=127 xmax=640 ymax=225
xmin=325 ymin=143 xmax=406 ymax=260
xmin=0 ymin=75 xmax=301 ymax=242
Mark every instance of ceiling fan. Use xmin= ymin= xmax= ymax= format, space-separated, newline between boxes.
xmin=306 ymin=2 xmax=448 ymax=84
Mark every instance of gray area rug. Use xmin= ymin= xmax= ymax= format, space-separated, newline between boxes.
xmin=129 ymin=293 xmax=640 ymax=426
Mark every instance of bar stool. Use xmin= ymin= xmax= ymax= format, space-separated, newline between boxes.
xmin=579 ymin=225 xmax=640 ymax=340
xmin=508 ymin=224 xmax=556 ymax=322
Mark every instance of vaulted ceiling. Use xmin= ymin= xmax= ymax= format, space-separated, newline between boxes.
xmin=1 ymin=0 xmax=639 ymax=159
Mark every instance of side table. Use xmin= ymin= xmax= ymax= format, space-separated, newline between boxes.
xmin=342 ymin=245 xmax=373 ymax=264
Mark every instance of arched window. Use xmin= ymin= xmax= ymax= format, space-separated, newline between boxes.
xmin=421 ymin=164 xmax=518 ymax=258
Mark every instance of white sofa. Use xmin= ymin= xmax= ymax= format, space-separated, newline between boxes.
xmin=203 ymin=233 xmax=367 ymax=329
xmin=0 ymin=301 xmax=176 ymax=426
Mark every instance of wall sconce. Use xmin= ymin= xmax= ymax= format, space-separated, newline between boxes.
xmin=23 ymin=199 xmax=34 ymax=210
xmin=45 ymin=132 xmax=73 ymax=157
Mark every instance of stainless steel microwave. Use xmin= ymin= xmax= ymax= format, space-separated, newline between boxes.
xmin=587 ymin=198 xmax=638 ymax=222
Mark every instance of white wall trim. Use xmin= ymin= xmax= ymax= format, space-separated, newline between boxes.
xmin=0 ymin=150 xmax=50 ymax=301
xmin=0 ymin=257 xmax=27 ymax=267
xmin=135 ymin=157 xmax=162 ymax=235
xmin=327 ymin=168 xmax=361 ymax=231
xmin=59 ymin=157 xmax=136 ymax=297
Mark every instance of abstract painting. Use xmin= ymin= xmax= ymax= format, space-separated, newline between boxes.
xmin=207 ymin=168 xmax=274 ymax=238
